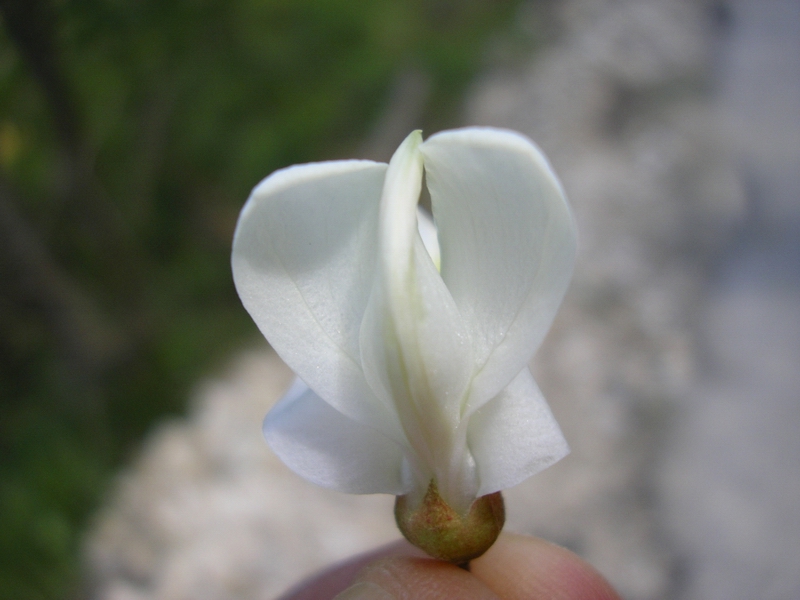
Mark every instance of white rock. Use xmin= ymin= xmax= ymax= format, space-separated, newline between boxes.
xmin=84 ymin=351 xmax=398 ymax=599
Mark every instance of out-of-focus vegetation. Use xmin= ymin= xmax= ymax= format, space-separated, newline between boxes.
xmin=0 ymin=0 xmax=528 ymax=597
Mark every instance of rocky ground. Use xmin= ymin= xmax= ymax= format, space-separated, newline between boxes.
xmin=83 ymin=1 xmax=800 ymax=599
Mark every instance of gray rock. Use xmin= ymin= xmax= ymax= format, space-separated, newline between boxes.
xmin=467 ymin=3 xmax=742 ymax=597
xmin=84 ymin=352 xmax=398 ymax=600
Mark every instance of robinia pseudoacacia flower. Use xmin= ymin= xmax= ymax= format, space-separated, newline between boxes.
xmin=232 ymin=127 xmax=576 ymax=562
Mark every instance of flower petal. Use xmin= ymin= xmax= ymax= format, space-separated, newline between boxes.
xmin=416 ymin=207 xmax=441 ymax=269
xmin=232 ymin=160 xmax=398 ymax=432
xmin=360 ymin=132 xmax=476 ymax=510
xmin=421 ymin=128 xmax=577 ymax=413
xmin=264 ymin=379 xmax=408 ymax=494
xmin=468 ymin=368 xmax=569 ymax=496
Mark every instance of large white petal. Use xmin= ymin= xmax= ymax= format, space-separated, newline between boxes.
xmin=468 ymin=368 xmax=569 ymax=496
xmin=232 ymin=160 xmax=398 ymax=433
xmin=421 ymin=128 xmax=577 ymax=414
xmin=264 ymin=379 xmax=408 ymax=494
xmin=360 ymin=132 xmax=476 ymax=511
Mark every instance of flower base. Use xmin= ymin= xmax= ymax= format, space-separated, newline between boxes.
xmin=394 ymin=481 xmax=505 ymax=563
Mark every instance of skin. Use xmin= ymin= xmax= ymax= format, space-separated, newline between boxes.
xmin=280 ymin=533 xmax=622 ymax=600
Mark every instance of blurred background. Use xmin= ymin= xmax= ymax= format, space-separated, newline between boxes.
xmin=1 ymin=0 xmax=798 ymax=599
xmin=0 ymin=0 xmax=524 ymax=596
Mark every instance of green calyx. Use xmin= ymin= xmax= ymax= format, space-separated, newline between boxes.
xmin=394 ymin=481 xmax=505 ymax=564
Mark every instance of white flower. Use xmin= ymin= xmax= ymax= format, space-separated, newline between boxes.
xmin=232 ymin=127 xmax=576 ymax=515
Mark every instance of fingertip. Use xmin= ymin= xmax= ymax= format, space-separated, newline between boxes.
xmin=279 ymin=540 xmax=418 ymax=600
xmin=334 ymin=581 xmax=395 ymax=600
xmin=470 ymin=532 xmax=621 ymax=600
xmin=338 ymin=556 xmax=499 ymax=600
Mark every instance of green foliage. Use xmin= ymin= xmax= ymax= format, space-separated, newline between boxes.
xmin=0 ymin=0 xmax=523 ymax=597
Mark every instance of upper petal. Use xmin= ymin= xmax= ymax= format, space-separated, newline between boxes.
xmin=421 ymin=127 xmax=577 ymax=413
xmin=232 ymin=160 xmax=397 ymax=432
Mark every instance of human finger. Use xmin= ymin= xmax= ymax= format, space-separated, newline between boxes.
xmin=470 ymin=532 xmax=621 ymax=600
xmin=336 ymin=555 xmax=499 ymax=599
xmin=279 ymin=540 xmax=422 ymax=600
